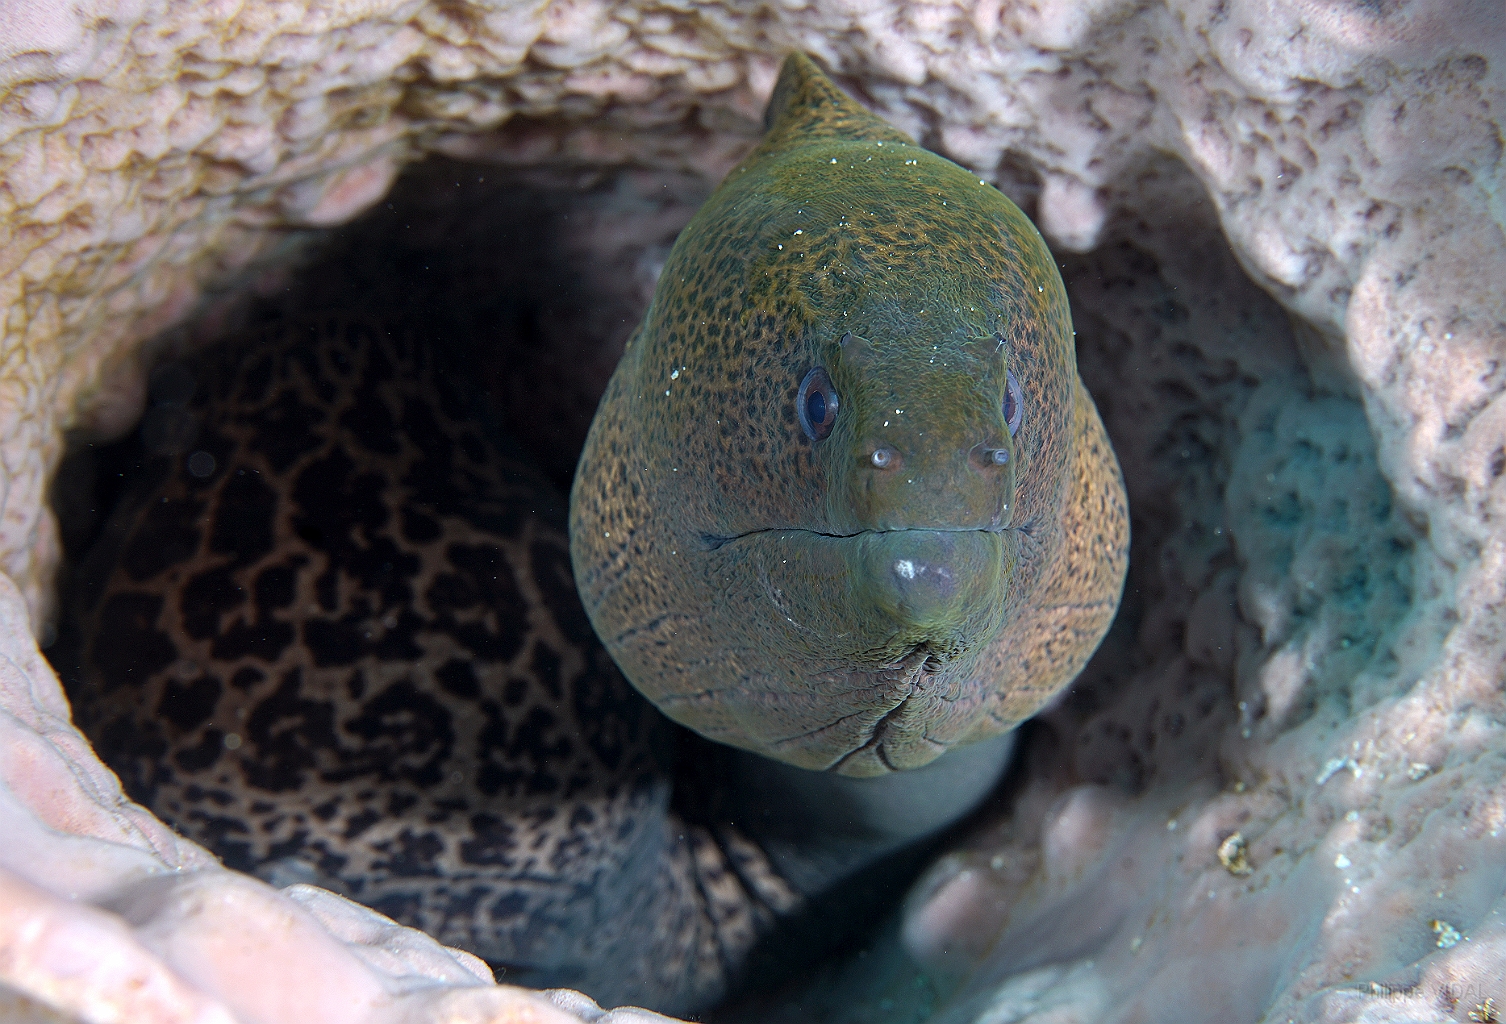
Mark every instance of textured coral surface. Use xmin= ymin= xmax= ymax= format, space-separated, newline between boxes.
xmin=2 ymin=0 xmax=1504 ymax=1021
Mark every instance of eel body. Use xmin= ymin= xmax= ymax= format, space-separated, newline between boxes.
xmin=68 ymin=320 xmax=799 ymax=1012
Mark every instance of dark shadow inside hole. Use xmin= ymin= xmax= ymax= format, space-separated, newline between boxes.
xmin=263 ymin=158 xmax=710 ymax=491
xmin=53 ymin=156 xmax=709 ymax=563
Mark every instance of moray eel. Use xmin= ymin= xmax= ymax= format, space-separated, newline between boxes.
xmin=66 ymin=53 xmax=1127 ymax=1017
xmin=572 ymin=53 xmax=1129 ymax=777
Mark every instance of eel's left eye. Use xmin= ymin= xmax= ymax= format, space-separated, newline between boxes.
xmin=798 ymin=366 xmax=839 ymax=441
xmin=1003 ymin=369 xmax=1024 ymax=436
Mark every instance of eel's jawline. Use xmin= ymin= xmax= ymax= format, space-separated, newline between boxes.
xmin=699 ymin=525 xmax=1008 ymax=551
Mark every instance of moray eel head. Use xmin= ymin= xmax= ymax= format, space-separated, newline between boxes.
xmin=571 ymin=54 xmax=1127 ymax=777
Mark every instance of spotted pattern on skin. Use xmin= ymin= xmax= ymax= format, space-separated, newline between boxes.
xmin=70 ymin=318 xmax=798 ymax=1014
xmin=570 ymin=54 xmax=1129 ymax=777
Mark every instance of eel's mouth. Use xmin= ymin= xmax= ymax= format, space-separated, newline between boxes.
xmin=698 ymin=524 xmax=1011 ymax=551
xmin=697 ymin=527 xmax=1010 ymax=647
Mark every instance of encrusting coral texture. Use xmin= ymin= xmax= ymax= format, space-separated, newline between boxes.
xmin=1 ymin=1 xmax=1503 ymax=1022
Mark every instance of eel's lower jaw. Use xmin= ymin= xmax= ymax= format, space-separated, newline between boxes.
xmin=825 ymin=644 xmax=927 ymax=771
xmin=828 ymin=644 xmax=959 ymax=776
xmin=750 ymin=643 xmax=943 ymax=776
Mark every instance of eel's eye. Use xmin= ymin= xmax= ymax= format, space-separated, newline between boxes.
xmin=798 ymin=366 xmax=839 ymax=441
xmin=1003 ymin=369 xmax=1024 ymax=436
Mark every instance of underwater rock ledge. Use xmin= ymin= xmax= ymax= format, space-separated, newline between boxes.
xmin=1 ymin=1 xmax=1503 ymax=1022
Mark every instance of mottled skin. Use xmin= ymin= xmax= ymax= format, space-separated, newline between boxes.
xmin=69 ymin=319 xmax=800 ymax=1013
xmin=571 ymin=54 xmax=1129 ymax=776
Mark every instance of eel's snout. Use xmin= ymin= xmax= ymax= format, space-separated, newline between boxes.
xmin=855 ymin=529 xmax=1004 ymax=640
xmin=890 ymin=554 xmax=958 ymax=616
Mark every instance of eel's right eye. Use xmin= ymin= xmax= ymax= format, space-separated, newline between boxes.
xmin=798 ymin=366 xmax=839 ymax=442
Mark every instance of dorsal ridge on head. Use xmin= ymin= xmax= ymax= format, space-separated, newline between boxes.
xmin=761 ymin=52 xmax=914 ymax=149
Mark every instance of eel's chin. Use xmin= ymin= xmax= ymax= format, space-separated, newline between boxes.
xmin=690 ymin=526 xmax=1016 ymax=777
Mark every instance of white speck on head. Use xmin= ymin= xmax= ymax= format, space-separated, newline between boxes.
xmin=794 ymin=229 xmax=803 ymax=235
xmin=895 ymin=559 xmax=916 ymax=580
xmin=670 ymin=369 xmax=679 ymax=379
xmin=1334 ymin=853 xmax=1351 ymax=869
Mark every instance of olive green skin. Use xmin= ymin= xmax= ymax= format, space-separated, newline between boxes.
xmin=570 ymin=54 xmax=1128 ymax=777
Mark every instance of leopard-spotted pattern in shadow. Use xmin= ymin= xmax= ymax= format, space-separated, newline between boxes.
xmin=69 ymin=317 xmax=798 ymax=1013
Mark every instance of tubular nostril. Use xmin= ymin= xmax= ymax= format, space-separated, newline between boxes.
xmin=970 ymin=444 xmax=1012 ymax=470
